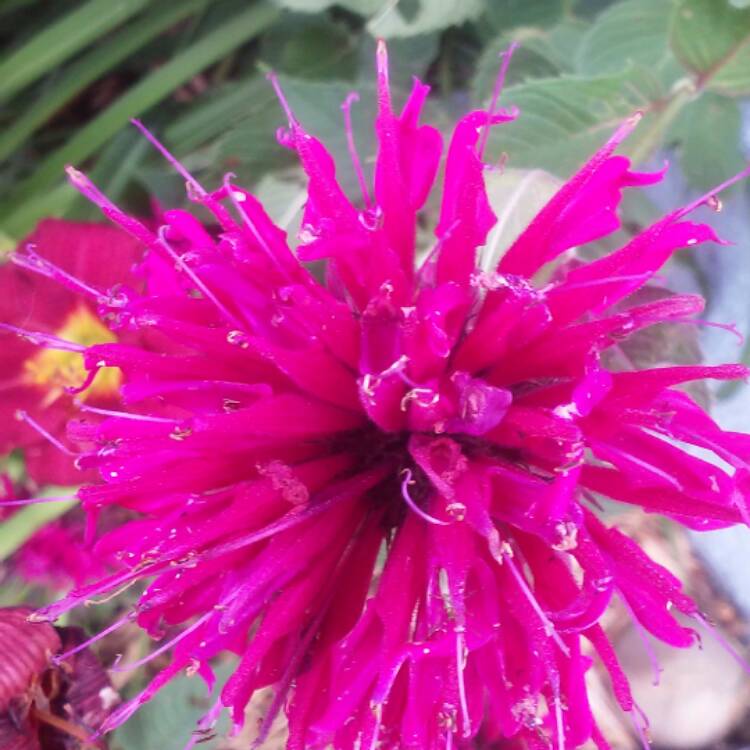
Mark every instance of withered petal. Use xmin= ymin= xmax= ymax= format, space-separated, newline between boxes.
xmin=0 ymin=609 xmax=61 ymax=712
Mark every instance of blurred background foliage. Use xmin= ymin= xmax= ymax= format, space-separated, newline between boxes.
xmin=1 ymin=0 xmax=749 ymax=245
xmin=2 ymin=1 xmax=750 ymax=748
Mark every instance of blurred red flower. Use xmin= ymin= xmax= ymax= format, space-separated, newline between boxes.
xmin=0 ymin=219 xmax=142 ymax=485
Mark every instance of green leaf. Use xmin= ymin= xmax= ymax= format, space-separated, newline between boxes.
xmin=253 ymin=174 xmax=307 ymax=228
xmin=113 ymin=661 xmax=234 ymax=750
xmin=483 ymin=0 xmax=564 ymax=31
xmin=487 ymin=68 xmax=661 ymax=177
xmin=165 ymin=79 xmax=263 ymax=154
xmin=539 ymin=18 xmax=592 ymax=65
xmin=367 ymin=0 xmax=483 ymax=38
xmin=271 ymin=0 xmax=381 ymax=13
xmin=0 ymin=0 xmax=151 ymax=103
xmin=259 ymin=14 xmax=357 ymax=80
xmin=356 ymin=33 xmax=440 ymax=89
xmin=0 ymin=0 xmax=210 ymax=163
xmin=671 ymin=0 xmax=750 ymax=95
xmin=474 ymin=19 xmax=593 ymax=101
xmin=1 ymin=2 xmax=280 ymax=239
xmin=668 ymin=92 xmax=744 ymax=189
xmin=0 ymin=496 xmax=77 ymax=562
xmin=0 ymin=0 xmax=37 ymax=16
xmin=577 ymin=0 xmax=677 ymax=79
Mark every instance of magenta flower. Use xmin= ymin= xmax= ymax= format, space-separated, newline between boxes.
xmin=10 ymin=44 xmax=750 ymax=749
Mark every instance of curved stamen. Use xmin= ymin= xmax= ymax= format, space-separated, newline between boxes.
xmin=64 ymin=364 xmax=102 ymax=396
xmin=500 ymin=543 xmax=570 ymax=657
xmin=455 ymin=629 xmax=471 ymax=738
xmin=678 ymin=163 xmax=750 ymax=219
xmin=131 ymin=118 xmax=206 ymax=198
xmin=108 ymin=610 xmax=212 ymax=673
xmin=52 ymin=609 xmax=136 ymax=665
xmin=15 ymin=409 xmax=78 ymax=456
xmin=619 ymin=591 xmax=662 ymax=686
xmin=341 ymin=92 xmax=372 ymax=209
xmin=157 ymin=227 xmax=246 ymax=331
xmin=0 ymin=495 xmax=76 ymax=508
xmin=12 ymin=249 xmax=103 ymax=301
xmin=266 ymin=71 xmax=296 ymax=125
xmin=629 ymin=703 xmax=651 ymax=750
xmin=65 ymin=166 xmax=156 ymax=247
xmin=693 ymin=611 xmax=750 ymax=676
xmin=0 ymin=323 xmax=85 ymax=352
xmin=400 ymin=469 xmax=450 ymax=526
xmin=74 ymin=401 xmax=176 ymax=424
xmin=670 ymin=317 xmax=744 ymax=343
xmin=477 ymin=42 xmax=519 ymax=160
xmin=222 ymin=172 xmax=294 ymax=283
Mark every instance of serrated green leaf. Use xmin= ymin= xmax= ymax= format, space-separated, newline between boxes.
xmin=668 ymin=92 xmax=744 ymax=189
xmin=367 ymin=0 xmax=483 ymax=38
xmin=671 ymin=0 xmax=750 ymax=95
xmin=577 ymin=0 xmax=677 ymax=79
xmin=474 ymin=18 xmax=593 ymax=102
xmin=487 ymin=68 xmax=661 ymax=177
xmin=0 ymin=0 xmax=151 ymax=103
xmin=540 ymin=18 xmax=592 ymax=64
xmin=0 ymin=2 xmax=280 ymax=239
xmin=0 ymin=0 xmax=210 ymax=163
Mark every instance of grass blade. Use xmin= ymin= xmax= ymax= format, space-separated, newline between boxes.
xmin=0 ymin=0 xmax=210 ymax=163
xmin=0 ymin=0 xmax=152 ymax=103
xmin=0 ymin=497 xmax=77 ymax=562
xmin=1 ymin=1 xmax=280 ymax=238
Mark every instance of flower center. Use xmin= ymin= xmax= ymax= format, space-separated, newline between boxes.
xmin=23 ymin=304 xmax=121 ymax=403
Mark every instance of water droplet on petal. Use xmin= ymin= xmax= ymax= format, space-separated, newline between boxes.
xmin=226 ymin=330 xmax=250 ymax=349
xmin=358 ymin=206 xmax=384 ymax=231
xmin=707 ymin=195 xmax=722 ymax=212
xmin=445 ymin=502 xmax=467 ymax=521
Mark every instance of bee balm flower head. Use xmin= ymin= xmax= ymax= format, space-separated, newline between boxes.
xmin=8 ymin=43 xmax=750 ymax=750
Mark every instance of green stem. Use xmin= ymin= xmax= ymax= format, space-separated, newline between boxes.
xmin=0 ymin=498 xmax=77 ymax=562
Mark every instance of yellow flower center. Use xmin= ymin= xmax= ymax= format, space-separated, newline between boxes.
xmin=23 ymin=305 xmax=121 ymax=403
